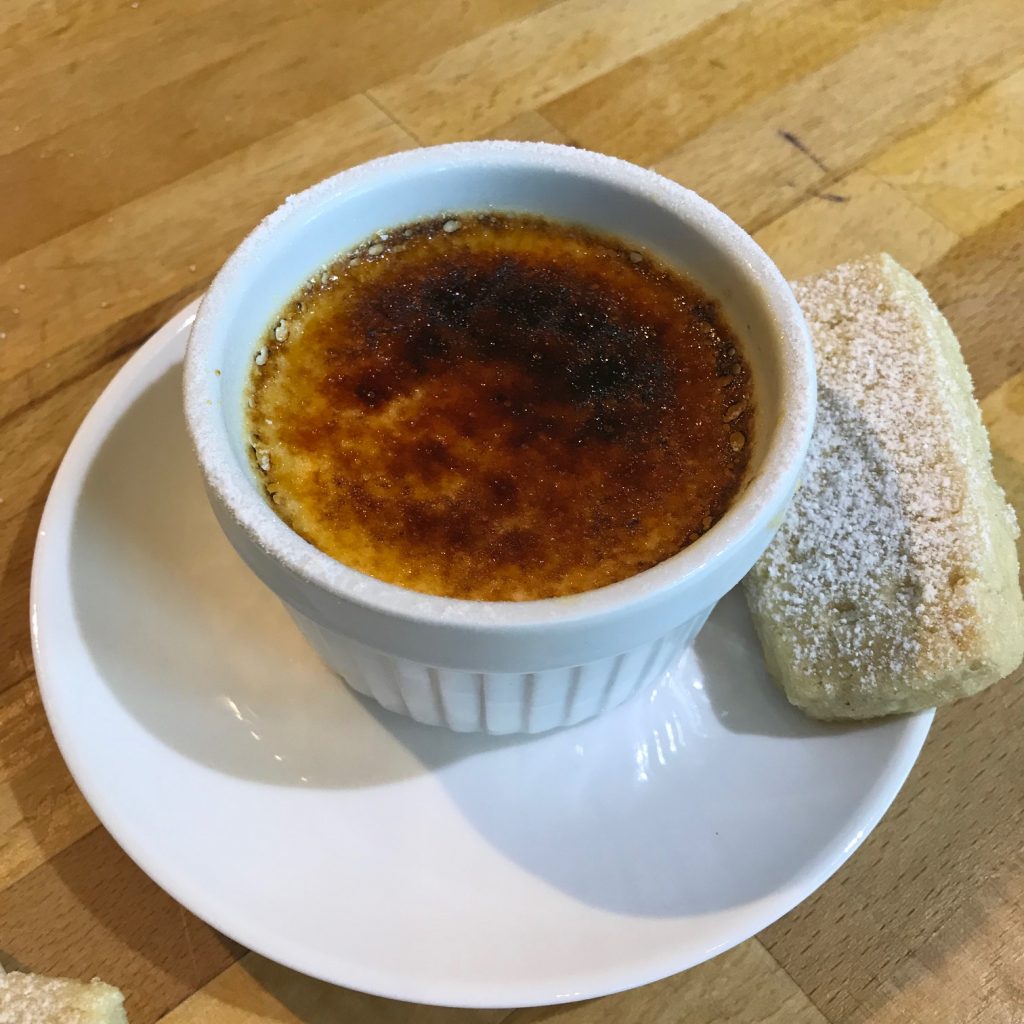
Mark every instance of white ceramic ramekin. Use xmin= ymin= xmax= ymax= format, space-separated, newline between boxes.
xmin=184 ymin=141 xmax=815 ymax=734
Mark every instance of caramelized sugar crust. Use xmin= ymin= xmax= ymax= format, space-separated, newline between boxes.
xmin=247 ymin=214 xmax=753 ymax=600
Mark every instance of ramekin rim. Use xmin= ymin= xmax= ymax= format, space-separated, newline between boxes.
xmin=183 ymin=140 xmax=815 ymax=631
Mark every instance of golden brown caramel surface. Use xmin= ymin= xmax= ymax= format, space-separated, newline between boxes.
xmin=247 ymin=214 xmax=753 ymax=600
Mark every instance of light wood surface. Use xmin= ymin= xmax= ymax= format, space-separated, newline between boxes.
xmin=1 ymin=1 xmax=1022 ymax=1021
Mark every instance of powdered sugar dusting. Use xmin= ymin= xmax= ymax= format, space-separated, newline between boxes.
xmin=0 ymin=972 xmax=126 ymax=1024
xmin=751 ymin=254 xmax=994 ymax=695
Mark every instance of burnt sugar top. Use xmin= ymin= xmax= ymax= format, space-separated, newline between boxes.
xmin=247 ymin=212 xmax=754 ymax=601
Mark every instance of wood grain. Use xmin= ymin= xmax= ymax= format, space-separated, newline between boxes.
xmin=0 ymin=95 xmax=413 ymax=417
xmin=866 ymin=67 xmax=1024 ymax=237
xmin=0 ymin=0 xmax=548 ymax=255
xmin=761 ymin=672 xmax=1024 ymax=1024
xmin=752 ymin=168 xmax=958 ymax=280
xmin=0 ymin=828 xmax=241 ymax=1023
xmin=370 ymin=0 xmax=746 ymax=144
xmin=541 ymin=0 xmax=937 ymax=166
xmin=0 ymin=1 xmax=1021 ymax=1022
xmin=160 ymin=955 xmax=508 ymax=1024
xmin=504 ymin=942 xmax=830 ymax=1024
xmin=917 ymin=204 xmax=1024 ymax=397
xmin=0 ymin=679 xmax=97 ymax=892
xmin=652 ymin=0 xmax=1024 ymax=231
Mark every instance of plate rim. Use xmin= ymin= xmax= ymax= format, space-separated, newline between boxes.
xmin=29 ymin=302 xmax=933 ymax=1008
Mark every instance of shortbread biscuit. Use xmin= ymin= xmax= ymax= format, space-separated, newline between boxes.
xmin=745 ymin=254 xmax=1023 ymax=718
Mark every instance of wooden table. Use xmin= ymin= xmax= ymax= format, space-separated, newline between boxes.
xmin=2 ymin=1 xmax=1022 ymax=1021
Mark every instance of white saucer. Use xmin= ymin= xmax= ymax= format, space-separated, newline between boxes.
xmin=31 ymin=301 xmax=933 ymax=1008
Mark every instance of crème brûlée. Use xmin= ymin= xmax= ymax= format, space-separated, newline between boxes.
xmin=246 ymin=213 xmax=755 ymax=601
